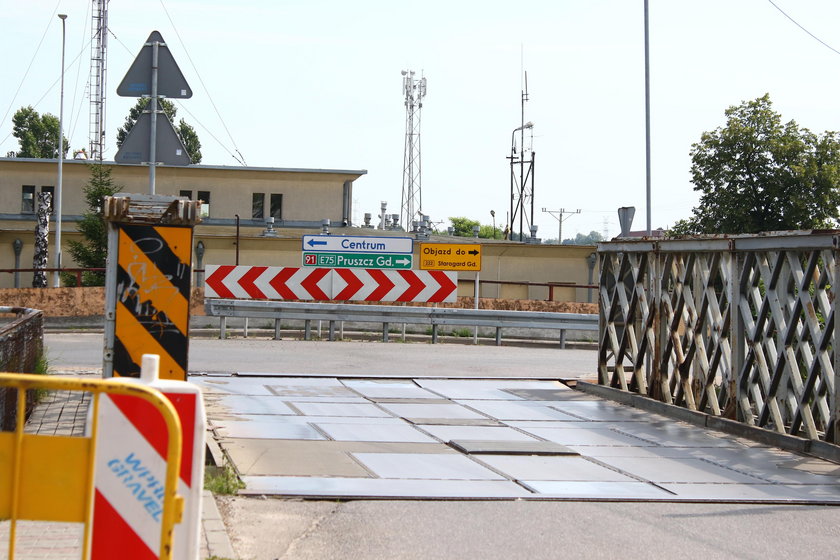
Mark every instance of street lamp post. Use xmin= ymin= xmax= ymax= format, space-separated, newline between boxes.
xmin=490 ymin=210 xmax=496 ymax=239
xmin=54 ymin=13 xmax=67 ymax=287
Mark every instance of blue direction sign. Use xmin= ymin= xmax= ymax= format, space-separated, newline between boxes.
xmin=302 ymin=235 xmax=413 ymax=254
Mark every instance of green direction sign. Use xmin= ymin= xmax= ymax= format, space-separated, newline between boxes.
xmin=303 ymin=252 xmax=413 ymax=269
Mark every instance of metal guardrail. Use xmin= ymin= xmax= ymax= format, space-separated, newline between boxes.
xmin=0 ymin=307 xmax=43 ymax=432
xmin=204 ymin=299 xmax=598 ymax=347
xmin=598 ymin=231 xmax=840 ymax=443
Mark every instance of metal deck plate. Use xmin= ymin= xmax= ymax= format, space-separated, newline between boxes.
xmin=207 ymin=376 xmax=840 ymax=502
xmin=448 ymin=440 xmax=578 ymax=456
xmin=352 ymin=452 xmax=506 ymax=480
xmin=316 ymin=422 xmax=437 ymax=443
xmin=419 ymin=425 xmax=539 ymax=442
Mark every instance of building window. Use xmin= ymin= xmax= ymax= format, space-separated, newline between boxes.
xmin=270 ymin=193 xmax=283 ymax=220
xmin=41 ymin=186 xmax=55 ymax=214
xmin=252 ymin=193 xmax=265 ymax=219
xmin=197 ymin=190 xmax=210 ymax=218
xmin=179 ymin=189 xmax=193 ymax=199
xmin=21 ymin=185 xmax=35 ymax=213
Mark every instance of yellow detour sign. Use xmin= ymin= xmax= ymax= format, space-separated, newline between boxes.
xmin=115 ymin=224 xmax=192 ymax=380
xmin=420 ymin=243 xmax=482 ymax=271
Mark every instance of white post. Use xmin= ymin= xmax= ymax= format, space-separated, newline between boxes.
xmin=149 ymin=40 xmax=159 ymax=194
xmin=473 ymin=271 xmax=480 ymax=344
xmin=54 ymin=14 xmax=67 ymax=287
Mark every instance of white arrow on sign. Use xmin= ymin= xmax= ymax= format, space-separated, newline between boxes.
xmin=302 ymin=235 xmax=413 ymax=254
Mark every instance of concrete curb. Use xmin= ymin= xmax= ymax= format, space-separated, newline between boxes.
xmin=202 ymin=490 xmax=237 ymax=560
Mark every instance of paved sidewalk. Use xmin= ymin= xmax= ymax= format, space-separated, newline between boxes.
xmin=0 ymin=372 xmax=237 ymax=560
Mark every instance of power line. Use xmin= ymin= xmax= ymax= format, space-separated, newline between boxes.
xmin=0 ymin=0 xmax=62 ymax=140
xmin=768 ymin=0 xmax=840 ymax=57
xmin=0 ymin=36 xmax=92 ymax=151
xmin=158 ymin=0 xmax=247 ymax=165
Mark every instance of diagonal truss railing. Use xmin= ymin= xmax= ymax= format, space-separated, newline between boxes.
xmin=598 ymin=232 xmax=840 ymax=443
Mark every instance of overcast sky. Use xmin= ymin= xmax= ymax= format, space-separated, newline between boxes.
xmin=3 ymin=1 xmax=840 ymax=240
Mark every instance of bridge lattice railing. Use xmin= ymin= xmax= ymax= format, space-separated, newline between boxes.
xmin=598 ymin=232 xmax=839 ymax=443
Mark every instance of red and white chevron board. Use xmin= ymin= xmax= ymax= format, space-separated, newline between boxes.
xmin=92 ymin=355 xmax=206 ymax=560
xmin=205 ymin=265 xmax=457 ymax=303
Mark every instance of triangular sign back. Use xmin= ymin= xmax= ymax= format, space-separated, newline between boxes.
xmin=114 ymin=111 xmax=193 ymax=166
xmin=117 ymin=31 xmax=192 ymax=99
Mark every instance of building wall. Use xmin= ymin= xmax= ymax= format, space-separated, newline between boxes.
xmin=0 ymin=158 xmax=363 ymax=224
xmin=0 ymin=223 xmax=597 ymax=300
xmin=0 ymin=159 xmax=597 ymax=301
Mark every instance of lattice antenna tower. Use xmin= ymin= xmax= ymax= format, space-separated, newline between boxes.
xmin=508 ymin=71 xmax=535 ymax=241
xmin=89 ymin=0 xmax=109 ymax=160
xmin=400 ymin=70 xmax=426 ymax=232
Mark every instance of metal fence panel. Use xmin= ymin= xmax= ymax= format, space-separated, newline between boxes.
xmin=0 ymin=307 xmax=43 ymax=432
xmin=598 ymin=232 xmax=840 ymax=443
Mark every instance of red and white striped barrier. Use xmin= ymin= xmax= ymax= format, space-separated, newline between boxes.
xmin=92 ymin=355 xmax=206 ymax=559
xmin=205 ymin=265 xmax=457 ymax=303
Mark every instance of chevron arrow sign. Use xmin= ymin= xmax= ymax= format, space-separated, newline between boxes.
xmin=205 ymin=265 xmax=457 ymax=303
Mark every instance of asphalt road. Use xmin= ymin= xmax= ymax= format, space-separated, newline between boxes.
xmin=219 ymin=498 xmax=840 ymax=560
xmin=44 ymin=333 xmax=840 ymax=560
xmin=45 ymin=333 xmax=600 ymax=379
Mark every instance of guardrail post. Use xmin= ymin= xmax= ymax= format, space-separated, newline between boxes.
xmin=274 ymin=318 xmax=281 ymax=340
xmin=432 ymin=324 xmax=438 ymax=344
xmin=304 ymin=320 xmax=312 ymax=340
xmin=329 ymin=320 xmax=336 ymax=341
xmin=495 ymin=327 xmax=502 ymax=346
xmin=219 ymin=316 xmax=227 ymax=339
xmin=243 ymin=317 xmax=249 ymax=338
xmin=383 ymin=322 xmax=390 ymax=342
xmin=559 ymin=330 xmax=566 ymax=349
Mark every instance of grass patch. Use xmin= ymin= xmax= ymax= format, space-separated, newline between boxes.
xmin=451 ymin=328 xmax=472 ymax=337
xmin=204 ymin=464 xmax=245 ymax=495
xmin=31 ymin=350 xmax=51 ymax=402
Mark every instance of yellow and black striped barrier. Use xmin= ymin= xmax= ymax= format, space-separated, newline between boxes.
xmin=113 ymin=224 xmax=192 ymax=381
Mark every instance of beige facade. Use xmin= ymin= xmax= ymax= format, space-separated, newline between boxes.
xmin=189 ymin=227 xmax=598 ymax=302
xmin=0 ymin=157 xmax=364 ymax=224
xmin=0 ymin=158 xmax=597 ymax=300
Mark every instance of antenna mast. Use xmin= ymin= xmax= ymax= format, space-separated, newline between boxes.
xmin=89 ymin=0 xmax=109 ymax=160
xmin=400 ymin=70 xmax=426 ymax=232
xmin=508 ymin=71 xmax=535 ymax=241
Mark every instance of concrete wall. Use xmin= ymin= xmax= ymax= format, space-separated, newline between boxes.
xmin=0 ymin=158 xmax=362 ymax=222
xmin=0 ymin=287 xmax=596 ymax=318
xmin=0 ymin=223 xmax=598 ymax=301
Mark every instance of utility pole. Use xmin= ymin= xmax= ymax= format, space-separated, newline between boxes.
xmin=541 ymin=207 xmax=580 ymax=244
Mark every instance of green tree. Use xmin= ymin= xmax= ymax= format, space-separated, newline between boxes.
xmin=116 ymin=98 xmax=202 ymax=163
xmin=12 ymin=106 xmax=68 ymax=158
xmin=449 ymin=217 xmax=480 ymax=237
xmin=63 ymin=163 xmax=121 ymax=286
xmin=561 ymin=230 xmax=604 ymax=245
xmin=681 ymin=94 xmax=840 ymax=234
xmin=448 ymin=217 xmax=499 ymax=239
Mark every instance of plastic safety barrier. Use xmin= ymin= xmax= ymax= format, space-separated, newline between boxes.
xmin=0 ymin=367 xmax=184 ymax=560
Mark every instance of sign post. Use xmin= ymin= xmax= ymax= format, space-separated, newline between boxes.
xmin=420 ymin=243 xmax=482 ymax=342
xmin=103 ymin=194 xmax=202 ymax=380
xmin=115 ymin=31 xmax=193 ymax=194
